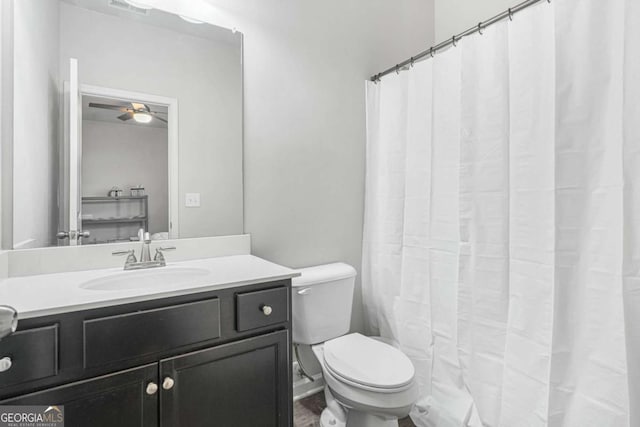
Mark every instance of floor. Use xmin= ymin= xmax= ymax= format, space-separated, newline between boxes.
xmin=294 ymin=392 xmax=416 ymax=427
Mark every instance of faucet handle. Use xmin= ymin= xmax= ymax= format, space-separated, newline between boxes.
xmin=112 ymin=249 xmax=135 ymax=256
xmin=154 ymin=247 xmax=176 ymax=264
xmin=113 ymin=249 xmax=137 ymax=264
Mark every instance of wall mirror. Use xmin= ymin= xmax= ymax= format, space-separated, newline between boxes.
xmin=4 ymin=0 xmax=243 ymax=249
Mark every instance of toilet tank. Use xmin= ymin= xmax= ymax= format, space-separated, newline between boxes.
xmin=292 ymin=263 xmax=357 ymax=345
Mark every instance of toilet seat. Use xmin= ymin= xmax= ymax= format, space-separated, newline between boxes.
xmin=323 ymin=333 xmax=415 ymax=392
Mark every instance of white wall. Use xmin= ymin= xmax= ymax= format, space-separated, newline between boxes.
xmin=82 ymin=120 xmax=168 ymax=235
xmin=435 ymin=0 xmax=522 ymax=40
xmin=219 ymin=0 xmax=436 ymax=335
xmin=59 ymin=2 xmax=243 ymax=239
xmin=12 ymin=0 xmax=60 ymax=248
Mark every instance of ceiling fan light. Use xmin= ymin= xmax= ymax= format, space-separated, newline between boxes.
xmin=133 ymin=112 xmax=153 ymax=123
xmin=179 ymin=15 xmax=204 ymax=24
xmin=123 ymin=0 xmax=153 ymax=10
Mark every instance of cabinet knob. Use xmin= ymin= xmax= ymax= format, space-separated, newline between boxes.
xmin=163 ymin=377 xmax=175 ymax=390
xmin=0 ymin=357 xmax=12 ymax=373
xmin=146 ymin=382 xmax=158 ymax=395
xmin=261 ymin=305 xmax=273 ymax=316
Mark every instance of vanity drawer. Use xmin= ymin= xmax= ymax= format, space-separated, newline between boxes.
xmin=84 ymin=298 xmax=220 ymax=368
xmin=0 ymin=325 xmax=58 ymax=387
xmin=236 ymin=287 xmax=289 ymax=332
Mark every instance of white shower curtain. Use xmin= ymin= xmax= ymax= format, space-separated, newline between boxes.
xmin=362 ymin=1 xmax=640 ymax=426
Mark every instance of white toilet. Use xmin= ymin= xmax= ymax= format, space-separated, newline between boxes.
xmin=292 ymin=263 xmax=418 ymax=427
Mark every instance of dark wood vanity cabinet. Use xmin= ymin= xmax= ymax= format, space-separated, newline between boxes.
xmin=4 ymin=364 xmax=158 ymax=427
xmin=161 ymin=331 xmax=289 ymax=427
xmin=0 ymin=280 xmax=293 ymax=427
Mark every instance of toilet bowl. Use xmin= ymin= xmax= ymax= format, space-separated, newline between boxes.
xmin=292 ymin=263 xmax=418 ymax=427
xmin=312 ymin=334 xmax=418 ymax=427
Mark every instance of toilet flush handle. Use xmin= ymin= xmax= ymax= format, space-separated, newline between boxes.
xmin=297 ymin=288 xmax=311 ymax=295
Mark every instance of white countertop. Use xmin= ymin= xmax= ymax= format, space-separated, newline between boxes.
xmin=0 ymin=255 xmax=300 ymax=320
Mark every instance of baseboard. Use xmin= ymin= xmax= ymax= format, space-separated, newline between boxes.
xmin=293 ymin=361 xmax=324 ymax=401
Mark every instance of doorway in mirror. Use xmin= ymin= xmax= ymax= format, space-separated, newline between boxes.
xmin=59 ymin=79 xmax=179 ymax=246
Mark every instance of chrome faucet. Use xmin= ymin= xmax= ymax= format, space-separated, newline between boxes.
xmin=112 ymin=228 xmax=176 ymax=270
xmin=138 ymin=228 xmax=152 ymax=263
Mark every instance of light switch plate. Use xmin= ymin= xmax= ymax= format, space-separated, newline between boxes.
xmin=185 ymin=193 xmax=201 ymax=207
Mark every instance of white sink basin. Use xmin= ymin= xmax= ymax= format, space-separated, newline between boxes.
xmin=80 ymin=267 xmax=210 ymax=291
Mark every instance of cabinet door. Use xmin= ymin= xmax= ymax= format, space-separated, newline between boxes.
xmin=1 ymin=364 xmax=158 ymax=427
xmin=160 ymin=330 xmax=291 ymax=427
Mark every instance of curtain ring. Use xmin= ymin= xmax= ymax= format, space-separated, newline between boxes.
xmin=410 ymin=57 xmax=415 ymax=68
xmin=430 ymin=47 xmax=435 ymax=58
xmin=452 ymin=35 xmax=457 ymax=47
xmin=508 ymin=8 xmax=513 ymax=21
xmin=395 ymin=64 xmax=400 ymax=75
xmin=478 ymin=22 xmax=484 ymax=35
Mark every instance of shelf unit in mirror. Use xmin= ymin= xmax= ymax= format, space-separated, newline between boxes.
xmin=81 ymin=196 xmax=149 ymax=244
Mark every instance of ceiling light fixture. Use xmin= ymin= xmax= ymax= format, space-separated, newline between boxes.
xmin=133 ymin=112 xmax=153 ymax=123
xmin=123 ymin=0 xmax=153 ymax=10
xmin=179 ymin=15 xmax=205 ymax=24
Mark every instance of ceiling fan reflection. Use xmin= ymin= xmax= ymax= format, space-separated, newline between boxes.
xmin=88 ymin=101 xmax=167 ymax=124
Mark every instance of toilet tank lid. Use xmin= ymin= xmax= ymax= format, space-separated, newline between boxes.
xmin=292 ymin=263 xmax=357 ymax=287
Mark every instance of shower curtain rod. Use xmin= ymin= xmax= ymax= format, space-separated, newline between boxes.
xmin=370 ymin=0 xmax=548 ymax=82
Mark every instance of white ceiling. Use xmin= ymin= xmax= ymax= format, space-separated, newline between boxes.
xmin=82 ymin=95 xmax=168 ymax=128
